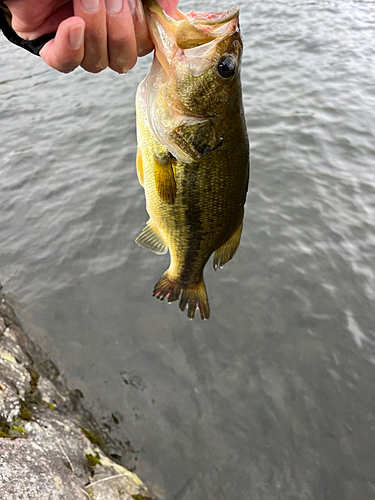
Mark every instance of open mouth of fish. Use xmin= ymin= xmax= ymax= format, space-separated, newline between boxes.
xmin=145 ymin=0 xmax=240 ymax=76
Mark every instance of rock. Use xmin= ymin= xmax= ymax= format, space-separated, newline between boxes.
xmin=0 ymin=316 xmax=5 ymax=334
xmin=0 ymin=439 xmax=89 ymax=500
xmin=0 ymin=287 xmax=156 ymax=500
xmin=0 ymin=296 xmax=21 ymax=328
xmin=0 ymin=378 xmax=21 ymax=423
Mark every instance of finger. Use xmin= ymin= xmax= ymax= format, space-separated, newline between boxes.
xmin=39 ymin=17 xmax=85 ymax=74
xmin=133 ymin=0 xmax=179 ymax=59
xmin=4 ymin=0 xmax=59 ymax=33
xmin=73 ymin=0 xmax=108 ymax=73
xmin=8 ymin=2 xmax=75 ymax=39
xmin=158 ymin=0 xmax=179 ymax=16
xmin=128 ymin=0 xmax=153 ymax=57
xmin=105 ymin=0 xmax=137 ymax=73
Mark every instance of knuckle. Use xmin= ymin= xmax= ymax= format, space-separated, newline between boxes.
xmin=60 ymin=66 xmax=78 ymax=74
xmin=85 ymin=65 xmax=105 ymax=74
xmin=109 ymin=32 xmax=131 ymax=46
xmin=81 ymin=56 xmax=108 ymax=74
xmin=42 ymin=55 xmax=80 ymax=74
xmin=107 ymin=37 xmax=137 ymax=74
xmin=109 ymin=53 xmax=136 ymax=74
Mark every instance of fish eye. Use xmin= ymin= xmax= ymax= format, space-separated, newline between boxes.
xmin=217 ymin=55 xmax=236 ymax=80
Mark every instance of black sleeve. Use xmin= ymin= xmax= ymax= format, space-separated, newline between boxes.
xmin=0 ymin=3 xmax=55 ymax=56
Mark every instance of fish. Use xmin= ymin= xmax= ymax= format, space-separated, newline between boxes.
xmin=135 ymin=0 xmax=250 ymax=320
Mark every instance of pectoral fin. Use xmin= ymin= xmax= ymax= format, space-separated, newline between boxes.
xmin=213 ymin=217 xmax=243 ymax=270
xmin=136 ymin=147 xmax=144 ymax=187
xmin=169 ymin=120 xmax=223 ymax=162
xmin=135 ymin=220 xmax=168 ymax=255
xmin=154 ymin=152 xmax=177 ymax=204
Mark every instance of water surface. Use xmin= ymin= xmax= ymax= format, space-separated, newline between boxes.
xmin=1 ymin=1 xmax=375 ymax=498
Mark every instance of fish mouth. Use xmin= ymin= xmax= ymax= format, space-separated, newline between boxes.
xmin=183 ymin=6 xmax=239 ymax=26
xmin=145 ymin=0 xmax=239 ymax=25
xmin=144 ymin=0 xmax=240 ymax=74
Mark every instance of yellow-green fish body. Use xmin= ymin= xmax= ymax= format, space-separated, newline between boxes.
xmin=135 ymin=1 xmax=249 ymax=319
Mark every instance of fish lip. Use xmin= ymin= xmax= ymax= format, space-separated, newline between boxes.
xmin=185 ymin=6 xmax=240 ymax=26
xmin=144 ymin=0 xmax=239 ymax=25
xmin=144 ymin=0 xmax=179 ymax=74
xmin=143 ymin=0 xmax=180 ymax=35
xmin=144 ymin=1 xmax=240 ymax=34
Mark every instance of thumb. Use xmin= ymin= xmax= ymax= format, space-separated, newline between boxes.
xmin=39 ymin=17 xmax=85 ymax=73
xmin=157 ymin=0 xmax=179 ymax=16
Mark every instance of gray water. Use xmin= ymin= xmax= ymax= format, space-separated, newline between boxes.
xmin=1 ymin=1 xmax=375 ymax=498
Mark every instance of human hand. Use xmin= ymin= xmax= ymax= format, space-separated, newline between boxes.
xmin=4 ymin=0 xmax=178 ymax=74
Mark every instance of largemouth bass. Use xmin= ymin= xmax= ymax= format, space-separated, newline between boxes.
xmin=135 ymin=0 xmax=249 ymax=320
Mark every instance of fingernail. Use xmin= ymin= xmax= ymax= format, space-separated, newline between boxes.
xmin=105 ymin=0 xmax=123 ymax=14
xmin=69 ymin=24 xmax=85 ymax=50
xmin=81 ymin=0 xmax=100 ymax=13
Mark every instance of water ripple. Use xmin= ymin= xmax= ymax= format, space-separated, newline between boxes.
xmin=1 ymin=1 xmax=375 ymax=498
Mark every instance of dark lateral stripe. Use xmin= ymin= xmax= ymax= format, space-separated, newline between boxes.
xmin=179 ymin=163 xmax=204 ymax=282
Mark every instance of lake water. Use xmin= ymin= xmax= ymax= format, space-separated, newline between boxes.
xmin=1 ymin=1 xmax=375 ymax=498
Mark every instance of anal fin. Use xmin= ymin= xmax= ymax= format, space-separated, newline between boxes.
xmin=213 ymin=217 xmax=243 ymax=270
xmin=154 ymin=152 xmax=176 ymax=204
xmin=135 ymin=221 xmax=168 ymax=255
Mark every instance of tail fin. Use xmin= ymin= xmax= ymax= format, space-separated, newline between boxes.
xmin=153 ymin=272 xmax=210 ymax=320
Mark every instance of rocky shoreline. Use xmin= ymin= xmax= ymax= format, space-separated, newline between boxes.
xmin=0 ymin=284 xmax=156 ymax=500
